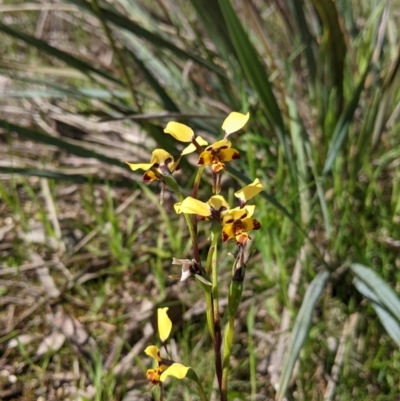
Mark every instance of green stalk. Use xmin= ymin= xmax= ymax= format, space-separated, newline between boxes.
xmin=208 ymin=227 xmax=223 ymax=396
xmin=221 ymin=263 xmax=245 ymax=396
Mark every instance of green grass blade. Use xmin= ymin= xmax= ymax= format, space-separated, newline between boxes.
xmin=371 ymin=41 xmax=400 ymax=147
xmin=277 ymin=271 xmax=330 ymax=401
xmin=353 ymin=278 xmax=400 ymax=346
xmin=0 ymin=22 xmax=122 ymax=86
xmin=65 ymin=0 xmax=225 ymax=77
xmin=0 ymin=167 xmax=133 ymax=187
xmin=217 ymin=0 xmax=293 ymax=163
xmin=322 ymin=64 xmax=370 ymax=175
xmin=311 ymin=0 xmax=347 ymax=111
xmin=0 ymin=120 xmax=126 ymax=169
xmin=287 ymin=0 xmax=317 ymax=81
xmin=189 ymin=0 xmax=235 ymax=61
xmin=124 ymin=48 xmax=179 ymax=112
xmin=351 ymin=263 xmax=400 ymax=322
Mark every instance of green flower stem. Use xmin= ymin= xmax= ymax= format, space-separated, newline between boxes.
xmin=191 ymin=165 xmax=205 ymax=257
xmin=192 ymin=165 xmax=205 ymax=200
xmin=208 ymin=227 xmax=223 ymax=395
xmin=221 ymin=266 xmax=245 ymax=396
xmin=204 ymin=291 xmax=216 ymax=343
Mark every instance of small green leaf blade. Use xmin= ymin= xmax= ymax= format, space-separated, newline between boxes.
xmin=0 ymin=120 xmax=126 ymax=169
xmin=351 ymin=263 xmax=400 ymax=322
xmin=0 ymin=22 xmax=122 ymax=85
xmin=277 ymin=271 xmax=330 ymax=401
xmin=322 ymin=63 xmax=370 ymax=175
xmin=353 ymin=278 xmax=400 ymax=346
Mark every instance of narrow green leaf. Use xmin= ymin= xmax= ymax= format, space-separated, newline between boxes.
xmin=311 ymin=0 xmax=347 ymax=111
xmin=65 ymin=0 xmax=225 ymax=77
xmin=277 ymin=271 xmax=330 ymax=401
xmin=0 ymin=22 xmax=122 ymax=86
xmin=322 ymin=64 xmax=370 ymax=175
xmin=353 ymin=278 xmax=400 ymax=346
xmin=286 ymin=91 xmax=310 ymax=226
xmin=371 ymin=41 xmax=400 ymax=147
xmin=287 ymin=0 xmax=317 ymax=81
xmin=216 ymin=0 xmax=297 ymax=168
xmin=125 ymin=47 xmax=179 ymax=112
xmin=0 ymin=167 xmax=133 ymax=187
xmin=351 ymin=263 xmax=400 ymax=322
xmin=0 ymin=120 xmax=126 ymax=169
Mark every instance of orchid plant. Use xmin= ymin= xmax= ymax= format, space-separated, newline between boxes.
xmin=127 ymin=112 xmax=262 ymax=400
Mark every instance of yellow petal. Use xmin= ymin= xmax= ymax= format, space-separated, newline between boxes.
xmin=221 ymin=112 xmax=250 ymax=135
xmin=208 ymin=195 xmax=229 ymax=213
xmin=164 ymin=122 xmax=194 ymax=142
xmin=157 ymin=307 xmax=172 ymax=342
xmin=242 ymin=218 xmax=261 ymax=232
xmin=198 ymin=150 xmax=213 ymax=165
xmin=151 ymin=149 xmax=174 ymax=165
xmin=222 ymin=224 xmax=235 ymax=242
xmin=180 ymin=197 xmax=212 ymax=216
xmin=195 ymin=136 xmax=208 ymax=146
xmin=206 ymin=139 xmax=231 ymax=151
xmin=143 ymin=171 xmax=159 ymax=183
xmin=147 ymin=368 xmax=161 ymax=385
xmin=181 ymin=136 xmax=208 ymax=155
xmin=223 ymin=205 xmax=255 ymax=223
xmin=169 ymin=155 xmax=181 ymax=172
xmin=219 ymin=148 xmax=240 ymax=162
xmin=125 ymin=162 xmax=153 ymax=171
xmin=145 ymin=345 xmax=161 ymax=361
xmin=160 ymin=363 xmax=190 ymax=382
xmin=211 ymin=162 xmax=226 ymax=173
xmin=234 ymin=178 xmax=263 ymax=202
xmin=174 ymin=202 xmax=182 ymax=214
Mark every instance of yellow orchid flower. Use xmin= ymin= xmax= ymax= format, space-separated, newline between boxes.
xmin=126 ymin=149 xmax=179 ymax=183
xmin=144 ymin=308 xmax=190 ymax=385
xmin=198 ymin=139 xmax=240 ymax=173
xmin=145 ymin=345 xmax=189 ymax=384
xmin=234 ymin=178 xmax=263 ymax=206
xmin=163 ymin=112 xmax=249 ymax=173
xmin=221 ymin=205 xmax=261 ymax=244
xmin=175 ymin=195 xmax=230 ymax=221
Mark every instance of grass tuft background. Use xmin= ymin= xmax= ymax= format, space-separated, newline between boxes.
xmin=1 ymin=0 xmax=400 ymax=400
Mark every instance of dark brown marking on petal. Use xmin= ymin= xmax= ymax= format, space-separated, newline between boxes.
xmin=253 ymin=219 xmax=261 ymax=230
xmin=164 ymin=157 xmax=173 ymax=166
xmin=232 ymin=151 xmax=240 ymax=160
xmin=198 ymin=157 xmax=205 ymax=165
xmin=143 ymin=172 xmax=155 ymax=183
xmin=222 ymin=231 xmax=229 ymax=242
